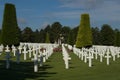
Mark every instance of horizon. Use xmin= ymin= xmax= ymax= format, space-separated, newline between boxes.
xmin=0 ymin=0 xmax=120 ymax=31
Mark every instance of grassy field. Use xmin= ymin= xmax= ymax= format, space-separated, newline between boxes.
xmin=0 ymin=51 xmax=120 ymax=80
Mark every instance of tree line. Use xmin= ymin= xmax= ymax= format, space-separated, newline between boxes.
xmin=15 ymin=22 xmax=119 ymax=47
xmin=1 ymin=21 xmax=119 ymax=47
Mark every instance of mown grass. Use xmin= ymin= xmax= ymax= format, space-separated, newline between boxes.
xmin=0 ymin=51 xmax=120 ymax=80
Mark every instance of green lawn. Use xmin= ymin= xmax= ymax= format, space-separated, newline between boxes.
xmin=0 ymin=51 xmax=120 ymax=80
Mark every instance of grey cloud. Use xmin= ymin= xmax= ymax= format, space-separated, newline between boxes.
xmin=59 ymin=0 xmax=104 ymax=10
xmin=18 ymin=18 xmax=27 ymax=25
xmin=52 ymin=11 xmax=82 ymax=19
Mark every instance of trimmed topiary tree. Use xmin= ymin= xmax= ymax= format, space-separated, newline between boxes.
xmin=75 ymin=13 xmax=92 ymax=48
xmin=45 ymin=32 xmax=50 ymax=43
xmin=1 ymin=3 xmax=20 ymax=46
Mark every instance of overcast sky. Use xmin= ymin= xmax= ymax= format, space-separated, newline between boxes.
xmin=0 ymin=0 xmax=120 ymax=30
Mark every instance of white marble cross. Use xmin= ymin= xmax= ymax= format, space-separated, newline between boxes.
xmin=81 ymin=48 xmax=84 ymax=61
xmin=0 ymin=44 xmax=4 ymax=55
xmin=78 ymin=49 xmax=81 ymax=58
xmin=64 ymin=56 xmax=69 ymax=69
xmin=43 ymin=50 xmax=46 ymax=62
xmin=32 ymin=46 xmax=36 ymax=56
xmin=99 ymin=53 xmax=103 ymax=62
xmin=87 ymin=51 xmax=93 ymax=67
xmin=84 ymin=52 xmax=88 ymax=63
xmin=90 ymin=48 xmax=94 ymax=58
xmin=22 ymin=46 xmax=28 ymax=60
xmin=16 ymin=50 xmax=20 ymax=64
xmin=38 ymin=53 xmax=43 ymax=67
xmin=63 ymin=53 xmax=71 ymax=69
xmin=32 ymin=53 xmax=38 ymax=72
xmin=105 ymin=49 xmax=111 ymax=65
xmin=117 ymin=51 xmax=120 ymax=58
xmin=5 ymin=45 xmax=10 ymax=69
xmin=114 ymin=47 xmax=120 ymax=58
xmin=110 ymin=49 xmax=116 ymax=61
xmin=18 ymin=45 xmax=22 ymax=54
xmin=94 ymin=49 xmax=98 ymax=60
xmin=28 ymin=47 xmax=32 ymax=58
xmin=12 ymin=45 xmax=16 ymax=56
xmin=5 ymin=45 xmax=10 ymax=52
xmin=62 ymin=44 xmax=71 ymax=69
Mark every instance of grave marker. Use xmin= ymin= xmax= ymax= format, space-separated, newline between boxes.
xmin=0 ymin=44 xmax=4 ymax=55
xmin=28 ymin=47 xmax=32 ymax=58
xmin=16 ymin=50 xmax=20 ymax=64
xmin=32 ymin=53 xmax=38 ymax=72
xmin=18 ymin=45 xmax=22 ymax=54
xmin=5 ymin=45 xmax=10 ymax=69
xmin=22 ymin=46 xmax=28 ymax=60
xmin=87 ymin=51 xmax=93 ymax=67
xmin=105 ymin=49 xmax=111 ymax=65
xmin=12 ymin=45 xmax=16 ymax=56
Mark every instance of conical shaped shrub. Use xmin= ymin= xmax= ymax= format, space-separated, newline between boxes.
xmin=76 ymin=13 xmax=92 ymax=48
xmin=1 ymin=3 xmax=20 ymax=46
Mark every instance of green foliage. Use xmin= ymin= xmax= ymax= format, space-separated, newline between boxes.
xmin=114 ymin=29 xmax=120 ymax=47
xmin=50 ymin=22 xmax=62 ymax=43
xmin=61 ymin=26 xmax=71 ymax=43
xmin=100 ymin=24 xmax=115 ymax=45
xmin=39 ymin=29 xmax=46 ymax=43
xmin=92 ymin=27 xmax=101 ymax=45
xmin=45 ymin=32 xmax=50 ymax=43
xmin=44 ymin=25 xmax=51 ymax=33
xmin=76 ymin=13 xmax=92 ymax=48
xmin=71 ymin=26 xmax=79 ymax=45
xmin=1 ymin=3 xmax=20 ymax=46
xmin=67 ymin=30 xmax=74 ymax=46
xmin=21 ymin=27 xmax=34 ymax=42
xmin=34 ymin=29 xmax=41 ymax=43
xmin=0 ymin=29 xmax=1 ymax=44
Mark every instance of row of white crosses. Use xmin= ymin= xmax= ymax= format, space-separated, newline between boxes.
xmin=22 ymin=44 xmax=55 ymax=72
xmin=72 ymin=45 xmax=120 ymax=67
xmin=0 ymin=43 xmax=59 ymax=72
xmin=93 ymin=45 xmax=120 ymax=63
xmin=20 ymin=43 xmax=58 ymax=72
xmin=62 ymin=44 xmax=71 ymax=69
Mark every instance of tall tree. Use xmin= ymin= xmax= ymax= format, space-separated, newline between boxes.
xmin=92 ymin=27 xmax=101 ymax=45
xmin=61 ymin=26 xmax=71 ymax=43
xmin=21 ymin=27 xmax=34 ymax=42
xmin=34 ymin=29 xmax=40 ymax=43
xmin=39 ymin=29 xmax=45 ymax=43
xmin=67 ymin=30 xmax=74 ymax=46
xmin=44 ymin=25 xmax=51 ymax=33
xmin=72 ymin=26 xmax=79 ymax=45
xmin=45 ymin=32 xmax=50 ymax=43
xmin=114 ymin=29 xmax=120 ymax=47
xmin=50 ymin=22 xmax=62 ymax=43
xmin=1 ymin=3 xmax=20 ymax=46
xmin=100 ymin=24 xmax=114 ymax=45
xmin=76 ymin=13 xmax=92 ymax=48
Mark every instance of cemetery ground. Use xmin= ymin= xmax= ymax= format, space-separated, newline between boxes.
xmin=0 ymin=51 xmax=120 ymax=80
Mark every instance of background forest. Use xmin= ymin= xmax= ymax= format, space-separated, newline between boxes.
xmin=1 ymin=21 xmax=119 ymax=46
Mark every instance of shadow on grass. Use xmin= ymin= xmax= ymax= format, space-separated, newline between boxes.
xmin=0 ymin=60 xmax=57 ymax=80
